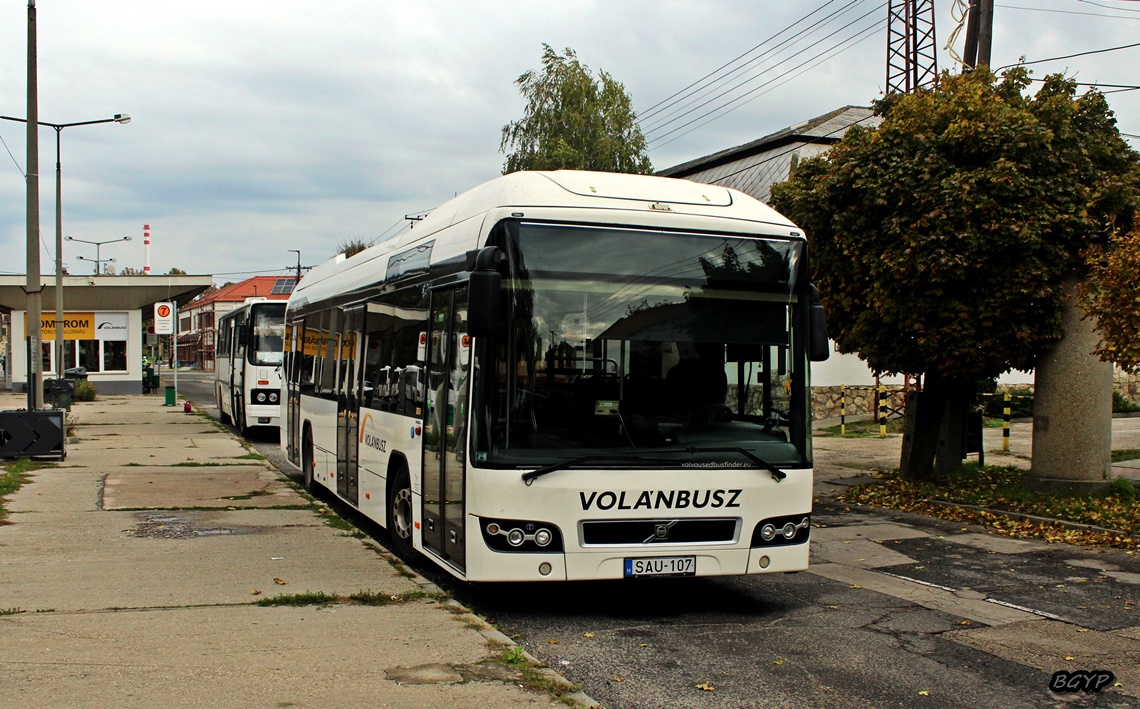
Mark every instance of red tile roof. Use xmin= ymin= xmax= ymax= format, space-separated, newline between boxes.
xmin=184 ymin=276 xmax=294 ymax=309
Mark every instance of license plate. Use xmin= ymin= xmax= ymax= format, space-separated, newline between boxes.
xmin=624 ymin=556 xmax=696 ymax=578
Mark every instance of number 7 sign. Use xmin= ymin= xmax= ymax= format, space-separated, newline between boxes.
xmin=155 ymin=302 xmax=175 ymax=335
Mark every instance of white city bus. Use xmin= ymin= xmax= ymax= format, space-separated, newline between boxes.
xmin=284 ymin=170 xmax=829 ymax=582
xmin=216 ymin=298 xmax=287 ymax=434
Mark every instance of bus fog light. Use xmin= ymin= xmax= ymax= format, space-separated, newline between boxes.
xmin=759 ymin=555 xmax=770 ymax=569
xmin=507 ymin=529 xmax=525 ymax=547
xmin=538 ymin=562 xmax=552 ymax=576
xmin=782 ymin=523 xmax=797 ymax=540
xmin=534 ymin=528 xmax=552 ymax=547
xmin=486 ymin=523 xmax=501 ymax=536
xmin=760 ymin=524 xmax=777 ymax=542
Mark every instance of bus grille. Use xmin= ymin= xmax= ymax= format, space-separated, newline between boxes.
xmin=580 ymin=519 xmax=739 ymax=546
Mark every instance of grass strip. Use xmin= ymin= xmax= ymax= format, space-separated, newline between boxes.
xmin=841 ymin=463 xmax=1140 ymax=550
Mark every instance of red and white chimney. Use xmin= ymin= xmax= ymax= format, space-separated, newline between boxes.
xmin=144 ymin=224 xmax=151 ymax=275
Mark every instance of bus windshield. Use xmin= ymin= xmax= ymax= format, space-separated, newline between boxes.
xmin=474 ymin=222 xmax=811 ymax=471
xmin=249 ymin=304 xmax=286 ymax=366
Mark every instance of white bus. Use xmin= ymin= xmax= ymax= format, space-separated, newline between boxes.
xmin=284 ymin=170 xmax=829 ymax=582
xmin=216 ymin=298 xmax=287 ymax=434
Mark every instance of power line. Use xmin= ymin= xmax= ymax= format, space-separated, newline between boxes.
xmin=645 ymin=2 xmax=885 ymax=142
xmin=997 ymin=3 xmax=1140 ymax=19
xmin=648 ymin=17 xmax=885 ymax=149
xmin=996 ymin=40 xmax=1140 ymax=71
xmin=640 ymin=0 xmax=858 ymax=125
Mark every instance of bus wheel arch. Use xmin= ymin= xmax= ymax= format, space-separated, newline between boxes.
xmin=301 ymin=422 xmax=317 ymax=493
xmin=386 ymin=455 xmax=418 ymax=561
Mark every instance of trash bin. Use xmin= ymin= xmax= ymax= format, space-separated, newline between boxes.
xmin=44 ymin=378 xmax=75 ymax=410
xmin=63 ymin=366 xmax=88 ymax=381
xmin=164 ymin=385 xmax=176 ymax=407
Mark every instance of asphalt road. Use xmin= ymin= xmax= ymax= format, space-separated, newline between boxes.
xmin=171 ymin=371 xmax=1140 ymax=709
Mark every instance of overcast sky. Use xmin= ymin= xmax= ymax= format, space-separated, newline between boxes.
xmin=2 ymin=0 xmax=1138 ymax=283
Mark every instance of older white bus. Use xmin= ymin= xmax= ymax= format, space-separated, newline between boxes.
xmin=284 ymin=170 xmax=828 ymax=582
xmin=216 ymin=298 xmax=286 ymax=435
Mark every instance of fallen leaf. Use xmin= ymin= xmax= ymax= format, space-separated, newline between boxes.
xmin=583 ymin=632 xmax=596 ymax=638
xmin=1077 ymin=628 xmax=1089 ymax=633
xmin=918 ymin=690 xmax=930 ymax=696
xmin=274 ymin=578 xmax=288 ymax=585
xmin=695 ymin=681 xmax=715 ymax=692
xmin=547 ymin=639 xmax=560 ymax=645
xmin=773 ymin=659 xmax=784 ymax=665
xmin=250 ymin=589 xmax=262 ymax=595
xmin=612 ymin=676 xmax=623 ymax=682
xmin=1064 ymin=656 xmax=1075 ymax=661
xmin=957 ymin=620 xmax=971 ymax=626
xmin=639 ymin=643 xmax=649 ymax=648
xmin=849 ymin=584 xmax=863 ymax=589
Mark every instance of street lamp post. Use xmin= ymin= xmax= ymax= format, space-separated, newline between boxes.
xmin=0 ymin=113 xmax=130 ymax=382
xmin=67 ymin=236 xmax=131 ymax=275
xmin=75 ymin=255 xmax=117 ymax=274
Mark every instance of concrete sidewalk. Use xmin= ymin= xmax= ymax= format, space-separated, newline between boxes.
xmin=0 ymin=393 xmax=571 ymax=708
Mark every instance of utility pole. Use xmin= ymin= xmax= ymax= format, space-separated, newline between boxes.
xmin=25 ymin=0 xmax=43 ymax=410
xmin=288 ymin=249 xmax=302 ymax=284
xmin=962 ymin=0 xmax=994 ymax=69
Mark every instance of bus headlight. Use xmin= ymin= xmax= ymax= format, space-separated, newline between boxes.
xmin=480 ymin=517 xmax=564 ymax=553
xmin=269 ymin=392 xmax=279 ymax=403
xmin=256 ymin=392 xmax=267 ymax=403
xmin=751 ymin=514 xmax=810 ymax=547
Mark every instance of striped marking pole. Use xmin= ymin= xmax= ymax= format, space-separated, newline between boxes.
xmin=879 ymin=386 xmax=887 ymax=438
xmin=1003 ymin=392 xmax=1011 ymax=452
xmin=840 ymin=385 xmax=847 ymax=436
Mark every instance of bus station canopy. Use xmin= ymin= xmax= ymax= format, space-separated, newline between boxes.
xmin=0 ymin=274 xmax=214 ymax=314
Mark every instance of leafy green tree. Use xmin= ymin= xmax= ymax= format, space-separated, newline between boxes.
xmin=500 ymin=44 xmax=651 ymax=175
xmin=166 ymin=267 xmax=187 ymax=275
xmin=770 ymin=68 xmax=1139 ymax=479
xmin=336 ymin=238 xmax=369 ymax=259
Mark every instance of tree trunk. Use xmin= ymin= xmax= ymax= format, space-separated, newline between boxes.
xmin=900 ymin=374 xmax=949 ymax=480
xmin=900 ymin=373 xmax=972 ymax=480
xmin=1031 ymin=279 xmax=1113 ymax=483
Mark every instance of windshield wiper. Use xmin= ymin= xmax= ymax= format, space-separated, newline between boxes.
xmin=522 ymin=454 xmax=652 ymax=485
xmin=520 ymin=447 xmax=787 ymax=485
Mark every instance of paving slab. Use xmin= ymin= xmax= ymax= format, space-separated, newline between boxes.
xmin=811 ymin=538 xmax=919 ymax=568
xmin=947 ymin=619 xmax=1140 ymax=700
xmin=102 ymin=466 xmax=295 ymax=509
xmin=808 ymin=562 xmax=1043 ymax=627
xmin=0 ymin=605 xmax=551 ymax=709
xmin=944 ymin=532 xmax=1052 ymax=555
xmin=810 ymin=521 xmax=930 ymax=543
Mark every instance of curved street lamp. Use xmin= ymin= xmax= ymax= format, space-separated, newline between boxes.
xmin=67 ymin=235 xmax=132 ymax=275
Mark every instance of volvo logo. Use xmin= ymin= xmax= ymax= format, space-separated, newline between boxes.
xmin=645 ymin=520 xmax=679 ymax=544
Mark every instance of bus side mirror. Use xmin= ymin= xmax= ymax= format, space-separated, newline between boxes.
xmin=467 ymin=246 xmax=502 ymax=339
xmin=809 ymin=284 xmax=830 ymax=362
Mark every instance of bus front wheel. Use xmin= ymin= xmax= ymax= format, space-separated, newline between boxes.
xmin=388 ymin=465 xmax=417 ymax=561
xmin=301 ymin=428 xmax=316 ymax=493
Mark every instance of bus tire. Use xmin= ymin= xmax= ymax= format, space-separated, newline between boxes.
xmin=301 ymin=427 xmax=316 ymax=493
xmin=387 ymin=465 xmax=418 ymax=561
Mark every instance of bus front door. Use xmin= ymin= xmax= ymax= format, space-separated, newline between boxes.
xmin=422 ymin=285 xmax=469 ymax=572
xmin=336 ymin=307 xmax=361 ymax=506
